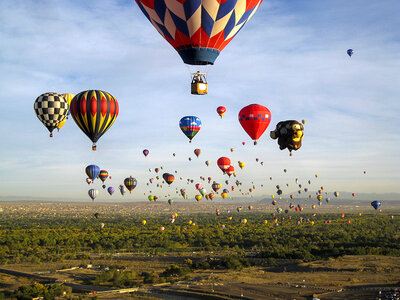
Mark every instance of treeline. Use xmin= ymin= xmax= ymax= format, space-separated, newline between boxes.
xmin=0 ymin=213 xmax=399 ymax=264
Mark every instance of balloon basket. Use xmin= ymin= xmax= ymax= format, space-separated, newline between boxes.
xmin=92 ymin=144 xmax=97 ymax=151
xmin=191 ymin=72 xmax=208 ymax=95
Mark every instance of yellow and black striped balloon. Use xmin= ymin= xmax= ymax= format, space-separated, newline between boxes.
xmin=70 ymin=90 xmax=119 ymax=150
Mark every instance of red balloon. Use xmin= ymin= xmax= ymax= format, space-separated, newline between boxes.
xmin=217 ymin=106 xmax=226 ymax=118
xmin=238 ymin=104 xmax=271 ymax=145
xmin=226 ymin=165 xmax=235 ymax=177
xmin=217 ymin=157 xmax=231 ymax=173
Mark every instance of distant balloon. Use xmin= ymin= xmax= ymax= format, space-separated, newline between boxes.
xmin=238 ymin=104 xmax=271 ymax=145
xmin=194 ymin=148 xmax=201 ymax=157
xmin=124 ymin=177 xmax=137 ymax=193
xmin=99 ymin=170 xmax=109 ymax=183
xmin=226 ymin=166 xmax=235 ymax=177
xmin=217 ymin=106 xmax=226 ymax=118
xmin=371 ymin=201 xmax=381 ymax=210
xmin=179 ymin=116 xmax=201 ymax=143
xmin=119 ymin=185 xmax=126 ymax=196
xmin=347 ymin=49 xmax=354 ymax=57
xmin=143 ymin=149 xmax=149 ymax=157
xmin=217 ymin=157 xmax=231 ymax=173
xmin=107 ymin=186 xmax=115 ymax=195
xmin=88 ymin=189 xmax=98 ymax=201
xmin=238 ymin=161 xmax=245 ymax=169
xmin=163 ymin=173 xmax=175 ymax=185
xmin=86 ymin=165 xmax=100 ymax=181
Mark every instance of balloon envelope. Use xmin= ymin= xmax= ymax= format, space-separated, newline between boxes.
xmin=70 ymin=90 xmax=119 ymax=150
xmin=238 ymin=104 xmax=271 ymax=144
xmin=86 ymin=165 xmax=100 ymax=180
xmin=134 ymin=0 xmax=263 ymax=65
xmin=371 ymin=201 xmax=381 ymax=210
xmin=179 ymin=116 xmax=201 ymax=142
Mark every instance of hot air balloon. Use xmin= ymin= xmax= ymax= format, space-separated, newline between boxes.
xmin=194 ymin=148 xmax=201 ymax=157
xmin=56 ymin=119 xmax=67 ymax=132
xmin=70 ymin=90 xmax=119 ymax=150
xmin=163 ymin=173 xmax=175 ymax=185
xmin=143 ymin=149 xmax=149 ymax=157
xmin=148 ymin=195 xmax=154 ymax=202
xmin=212 ymin=182 xmax=221 ymax=193
xmin=86 ymin=165 xmax=100 ymax=181
xmin=238 ymin=161 xmax=245 ymax=169
xmin=238 ymin=104 xmax=271 ymax=145
xmin=107 ymin=186 xmax=115 ymax=195
xmin=134 ymin=0 xmax=263 ymax=94
xmin=226 ymin=165 xmax=235 ymax=177
xmin=100 ymin=222 xmax=105 ymax=229
xmin=347 ymin=49 xmax=354 ymax=57
xmin=179 ymin=116 xmax=201 ymax=143
xmin=60 ymin=92 xmax=74 ymax=115
xmin=99 ymin=170 xmax=109 ymax=183
xmin=352 ymin=193 xmax=356 ymax=197
xmin=217 ymin=157 xmax=231 ymax=173
xmin=270 ymin=120 xmax=304 ymax=154
xmin=217 ymin=106 xmax=226 ymax=118
xmin=34 ymin=92 xmax=69 ymax=137
xmin=195 ymin=183 xmax=202 ymax=190
xmin=221 ymin=192 xmax=228 ymax=199
xmin=119 ymin=185 xmax=126 ymax=196
xmin=209 ymin=193 xmax=216 ymax=200
xmin=88 ymin=189 xmax=98 ymax=201
xmin=86 ymin=178 xmax=92 ymax=185
xmin=124 ymin=177 xmax=137 ymax=193
xmin=334 ymin=191 xmax=339 ymax=197
xmin=371 ymin=201 xmax=381 ymax=210
xmin=195 ymin=194 xmax=202 ymax=201
xmin=199 ymin=188 xmax=207 ymax=196
xmin=205 ymin=160 xmax=210 ymax=166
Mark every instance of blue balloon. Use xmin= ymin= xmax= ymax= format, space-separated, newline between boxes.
xmin=347 ymin=49 xmax=354 ymax=57
xmin=371 ymin=201 xmax=381 ymax=210
xmin=86 ymin=165 xmax=100 ymax=180
xmin=179 ymin=116 xmax=201 ymax=142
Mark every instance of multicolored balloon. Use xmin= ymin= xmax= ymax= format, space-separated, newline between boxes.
xmin=124 ymin=177 xmax=137 ymax=193
xmin=70 ymin=90 xmax=119 ymax=150
xmin=99 ymin=170 xmax=109 ymax=183
xmin=86 ymin=165 xmax=100 ymax=181
xmin=217 ymin=106 xmax=226 ymax=118
xmin=163 ymin=173 xmax=175 ymax=185
xmin=107 ymin=186 xmax=115 ymax=195
xmin=134 ymin=0 xmax=263 ymax=66
xmin=194 ymin=148 xmax=201 ymax=157
xmin=179 ymin=116 xmax=201 ymax=142
xmin=238 ymin=104 xmax=271 ymax=145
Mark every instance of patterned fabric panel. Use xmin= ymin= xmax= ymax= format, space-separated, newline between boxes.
xmin=135 ymin=0 xmax=262 ymax=53
xmin=70 ymin=90 xmax=119 ymax=144
xmin=34 ymin=92 xmax=69 ymax=133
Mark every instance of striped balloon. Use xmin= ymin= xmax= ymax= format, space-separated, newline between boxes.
xmin=88 ymin=189 xmax=98 ymax=201
xmin=86 ymin=165 xmax=100 ymax=181
xmin=107 ymin=186 xmax=115 ymax=195
xmin=99 ymin=170 xmax=109 ymax=182
xmin=124 ymin=177 xmax=138 ymax=192
xmin=70 ymin=90 xmax=119 ymax=150
xmin=135 ymin=0 xmax=263 ymax=65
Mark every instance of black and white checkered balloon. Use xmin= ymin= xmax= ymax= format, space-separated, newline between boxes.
xmin=34 ymin=92 xmax=69 ymax=137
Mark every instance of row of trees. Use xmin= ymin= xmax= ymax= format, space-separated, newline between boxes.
xmin=0 ymin=213 xmax=399 ymax=264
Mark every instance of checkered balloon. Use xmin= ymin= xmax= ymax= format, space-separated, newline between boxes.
xmin=34 ymin=92 xmax=69 ymax=137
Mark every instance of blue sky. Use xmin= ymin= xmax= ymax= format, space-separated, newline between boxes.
xmin=0 ymin=0 xmax=399 ymax=202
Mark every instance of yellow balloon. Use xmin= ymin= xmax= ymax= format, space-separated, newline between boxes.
xmin=302 ymin=119 xmax=306 ymax=124
xmin=310 ymin=221 xmax=315 ymax=225
xmin=61 ymin=93 xmax=75 ymax=105
xmin=238 ymin=161 xmax=245 ymax=169
xmin=195 ymin=194 xmax=202 ymax=201
xmin=188 ymin=220 xmax=193 ymax=225
xmin=358 ymin=212 xmax=362 ymax=216
xmin=271 ymin=195 xmax=275 ymax=199
xmin=56 ymin=119 xmax=66 ymax=131
xmin=263 ymin=220 xmax=268 ymax=225
xmin=142 ymin=220 xmax=147 ymax=225
xmin=230 ymin=148 xmax=234 ymax=152
xmin=228 ymin=216 xmax=233 ymax=221
xmin=221 ymin=192 xmax=228 ymax=199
